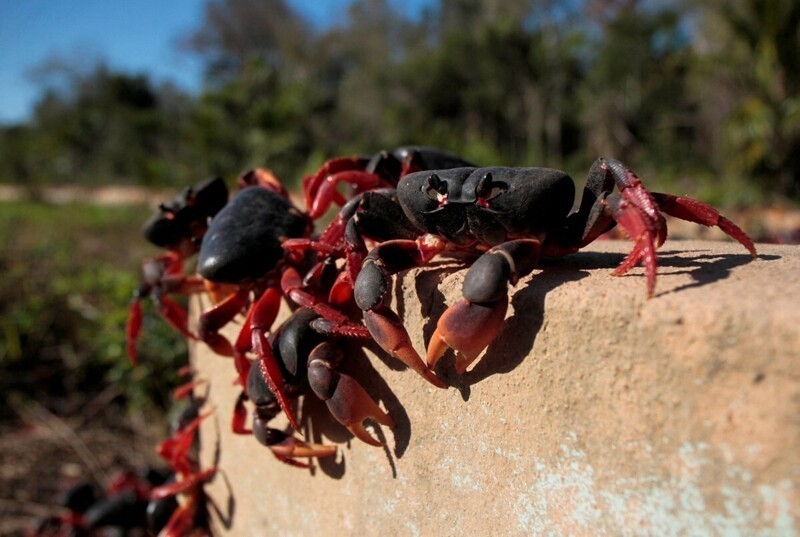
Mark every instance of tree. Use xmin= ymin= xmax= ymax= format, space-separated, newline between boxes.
xmin=696 ymin=0 xmax=800 ymax=197
xmin=36 ymin=66 xmax=184 ymax=185
xmin=579 ymin=7 xmax=697 ymax=171
xmin=183 ymin=0 xmax=311 ymax=83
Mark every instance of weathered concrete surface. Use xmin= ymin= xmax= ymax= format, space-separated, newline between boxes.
xmin=192 ymin=240 xmax=799 ymax=536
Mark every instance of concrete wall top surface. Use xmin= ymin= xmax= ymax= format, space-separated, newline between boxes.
xmin=191 ymin=240 xmax=799 ymax=536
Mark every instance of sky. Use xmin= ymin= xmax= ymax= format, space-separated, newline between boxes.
xmin=0 ymin=0 xmax=433 ymax=125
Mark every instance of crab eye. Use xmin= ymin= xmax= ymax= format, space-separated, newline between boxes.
xmin=476 ymin=172 xmax=506 ymax=200
xmin=424 ymin=173 xmax=447 ymax=202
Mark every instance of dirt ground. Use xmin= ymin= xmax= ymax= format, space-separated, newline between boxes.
xmin=0 ymin=387 xmax=166 ymax=535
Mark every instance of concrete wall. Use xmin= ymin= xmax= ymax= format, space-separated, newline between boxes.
xmin=192 ymin=240 xmax=799 ymax=536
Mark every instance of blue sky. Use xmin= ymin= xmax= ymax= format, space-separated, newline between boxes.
xmin=0 ymin=0 xmax=432 ymax=125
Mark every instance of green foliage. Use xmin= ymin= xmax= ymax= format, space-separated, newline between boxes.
xmin=0 ymin=201 xmax=188 ymax=420
xmin=0 ymin=0 xmax=797 ymax=201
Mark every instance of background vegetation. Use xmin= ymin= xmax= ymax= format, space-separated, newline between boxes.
xmin=0 ymin=202 xmax=187 ymax=420
xmin=0 ymin=202 xmax=187 ymax=533
xmin=1 ymin=0 xmax=798 ymax=203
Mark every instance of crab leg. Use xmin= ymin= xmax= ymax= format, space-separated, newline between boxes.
xmin=150 ymin=468 xmax=217 ymax=501
xmin=171 ymin=379 xmax=207 ymax=400
xmin=126 ymin=297 xmax=144 ymax=365
xmin=304 ymin=156 xmax=395 ymax=219
xmin=157 ymin=295 xmax=197 ymax=340
xmin=651 ymin=193 xmax=756 ymax=256
xmin=197 ymin=288 xmax=249 ymax=356
xmin=281 ymin=266 xmax=371 ymax=338
xmin=127 ymin=262 xmax=207 ymax=365
xmin=309 ymin=170 xmax=392 ymax=219
xmin=246 ymin=286 xmax=300 ymax=431
xmin=252 ymin=334 xmax=298 ymax=431
xmin=159 ymin=503 xmax=196 ymax=537
xmin=244 ymin=402 xmax=337 ymax=467
xmin=427 ymin=238 xmax=542 ymax=373
xmin=156 ymin=412 xmax=211 ymax=475
xmin=261 ymin=429 xmax=338 ymax=468
xmin=604 ymin=195 xmax=661 ymax=296
xmin=595 ymin=159 xmax=756 ymax=297
xmin=303 ymin=157 xmax=363 ymax=210
xmin=149 ymin=468 xmax=217 ymax=537
xmin=126 ymin=293 xmax=197 ymax=366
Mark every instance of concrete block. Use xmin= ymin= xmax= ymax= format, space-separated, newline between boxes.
xmin=192 ymin=240 xmax=799 ymax=536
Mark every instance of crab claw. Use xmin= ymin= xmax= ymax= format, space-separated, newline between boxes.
xmin=363 ymin=306 xmax=446 ymax=388
xmin=328 ymin=270 xmax=354 ymax=307
xmin=307 ymin=342 xmax=395 ymax=447
xmin=427 ymin=295 xmax=509 ymax=374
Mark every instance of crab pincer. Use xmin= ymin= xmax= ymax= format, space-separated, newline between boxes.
xmin=128 ymin=177 xmax=229 ymax=365
xmin=427 ymin=239 xmax=542 ymax=373
xmin=307 ymin=342 xmax=395 ymax=446
xmin=354 ymin=239 xmax=448 ymax=388
xmin=348 ymin=158 xmax=756 ymax=376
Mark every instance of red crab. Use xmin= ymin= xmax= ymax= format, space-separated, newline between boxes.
xmin=232 ymin=307 xmax=395 ymax=467
xmin=334 ymin=158 xmax=758 ymax=374
xmin=126 ymin=177 xmax=229 ymax=365
xmin=193 ymin=170 xmax=374 ymax=434
xmin=148 ymin=408 xmax=216 ymax=537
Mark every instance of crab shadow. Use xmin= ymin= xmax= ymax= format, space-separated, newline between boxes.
xmin=199 ymin=397 xmax=235 ymax=531
xmin=363 ymin=256 xmax=600 ymax=401
xmin=639 ymin=248 xmax=774 ymax=297
xmin=206 ymin=470 xmax=235 ymax=531
xmin=395 ymin=247 xmax=766 ymax=400
xmin=426 ymin=257 xmax=594 ymax=400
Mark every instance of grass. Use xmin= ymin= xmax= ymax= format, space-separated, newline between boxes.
xmin=0 ymin=200 xmax=189 ymax=421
